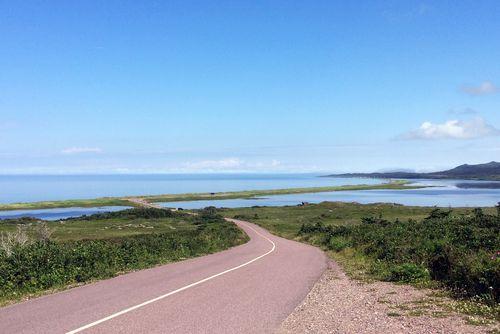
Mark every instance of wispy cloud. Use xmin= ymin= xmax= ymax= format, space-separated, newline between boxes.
xmin=461 ymin=81 xmax=498 ymax=96
xmin=181 ymin=158 xmax=282 ymax=172
xmin=399 ymin=118 xmax=500 ymax=140
xmin=61 ymin=147 xmax=103 ymax=155
xmin=184 ymin=158 xmax=243 ymax=170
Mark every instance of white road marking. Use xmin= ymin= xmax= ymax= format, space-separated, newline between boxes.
xmin=66 ymin=220 xmax=276 ymax=334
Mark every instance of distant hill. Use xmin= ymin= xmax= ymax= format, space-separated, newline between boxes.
xmin=325 ymin=161 xmax=500 ymax=181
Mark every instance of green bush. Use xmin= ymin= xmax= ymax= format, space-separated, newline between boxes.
xmin=386 ymin=263 xmax=430 ymax=283
xmin=67 ymin=207 xmax=181 ymax=221
xmin=328 ymin=236 xmax=351 ymax=251
xmin=299 ymin=208 xmax=500 ymax=301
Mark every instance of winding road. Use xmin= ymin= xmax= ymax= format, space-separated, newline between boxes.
xmin=0 ymin=219 xmax=327 ymax=333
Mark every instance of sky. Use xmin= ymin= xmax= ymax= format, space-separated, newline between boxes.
xmin=0 ymin=0 xmax=499 ymax=174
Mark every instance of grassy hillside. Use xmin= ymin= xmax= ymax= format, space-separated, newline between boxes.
xmin=327 ymin=161 xmax=500 ymax=181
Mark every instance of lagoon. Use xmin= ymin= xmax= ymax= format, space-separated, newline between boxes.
xmin=159 ymin=179 xmax=500 ymax=209
xmin=0 ymin=176 xmax=499 ymax=220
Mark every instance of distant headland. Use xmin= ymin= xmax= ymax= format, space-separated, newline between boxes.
xmin=324 ymin=161 xmax=500 ymax=181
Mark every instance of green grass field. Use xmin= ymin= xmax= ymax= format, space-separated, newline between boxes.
xmin=221 ymin=201 xmax=455 ymax=238
xmin=142 ymin=180 xmax=424 ymax=203
xmin=0 ymin=214 xmax=196 ymax=241
xmin=0 ymin=198 xmax=136 ymax=211
xmin=223 ymin=202 xmax=497 ymax=237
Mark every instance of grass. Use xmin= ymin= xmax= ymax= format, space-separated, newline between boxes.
xmin=142 ymin=180 xmax=423 ymax=203
xmin=387 ymin=312 xmax=402 ymax=317
xmin=0 ymin=180 xmax=424 ymax=211
xmin=0 ymin=214 xmax=196 ymax=241
xmin=0 ymin=208 xmax=249 ymax=305
xmin=390 ymin=294 xmax=500 ymax=323
xmin=447 ymin=297 xmax=500 ymax=322
xmin=223 ymin=201 xmax=459 ymax=239
xmin=0 ymin=198 xmax=136 ymax=211
xmin=299 ymin=209 xmax=499 ymax=300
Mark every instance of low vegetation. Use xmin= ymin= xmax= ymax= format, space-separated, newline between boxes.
xmin=0 ymin=208 xmax=248 ymax=305
xmin=298 ymin=208 xmax=499 ymax=302
xmin=0 ymin=208 xmax=197 ymax=241
xmin=225 ymin=202 xmax=450 ymax=239
xmin=142 ymin=180 xmax=422 ymax=203
xmin=0 ymin=198 xmax=134 ymax=211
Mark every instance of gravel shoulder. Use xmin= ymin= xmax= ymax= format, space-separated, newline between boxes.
xmin=279 ymin=260 xmax=498 ymax=334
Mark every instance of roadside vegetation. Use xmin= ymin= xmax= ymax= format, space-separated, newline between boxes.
xmin=298 ymin=208 xmax=499 ymax=301
xmin=223 ymin=202 xmax=499 ymax=321
xmin=0 ymin=208 xmax=248 ymax=305
xmin=225 ymin=202 xmax=449 ymax=239
xmin=0 ymin=180 xmax=422 ymax=211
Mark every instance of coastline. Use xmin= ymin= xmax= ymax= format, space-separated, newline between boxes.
xmin=0 ymin=180 xmax=424 ymax=211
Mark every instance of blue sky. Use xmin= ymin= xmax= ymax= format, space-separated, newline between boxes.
xmin=1 ymin=1 xmax=499 ymax=174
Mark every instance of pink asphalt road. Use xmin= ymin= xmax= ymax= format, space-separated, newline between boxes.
xmin=0 ymin=219 xmax=327 ymax=334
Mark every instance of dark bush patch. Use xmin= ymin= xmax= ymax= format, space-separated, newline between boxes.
xmin=386 ymin=263 xmax=430 ymax=283
xmin=66 ymin=208 xmax=181 ymax=221
xmin=298 ymin=208 xmax=500 ymax=301
xmin=328 ymin=236 xmax=351 ymax=252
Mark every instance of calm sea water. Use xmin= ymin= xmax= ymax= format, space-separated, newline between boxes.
xmin=0 ymin=175 xmax=499 ymax=220
xmin=0 ymin=174 xmax=379 ymax=204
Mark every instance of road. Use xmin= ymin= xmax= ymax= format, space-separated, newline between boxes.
xmin=0 ymin=219 xmax=327 ymax=333
xmin=125 ymin=197 xmax=165 ymax=209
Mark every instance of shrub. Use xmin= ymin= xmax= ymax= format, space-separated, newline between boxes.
xmin=233 ymin=213 xmax=259 ymax=220
xmin=0 ymin=226 xmax=31 ymax=256
xmin=68 ymin=207 xmax=180 ymax=221
xmin=35 ymin=222 xmax=52 ymax=242
xmin=298 ymin=208 xmax=500 ymax=301
xmin=328 ymin=236 xmax=351 ymax=252
xmin=386 ymin=263 xmax=430 ymax=283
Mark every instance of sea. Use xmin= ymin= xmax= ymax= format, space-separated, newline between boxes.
xmin=0 ymin=174 xmax=499 ymax=220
